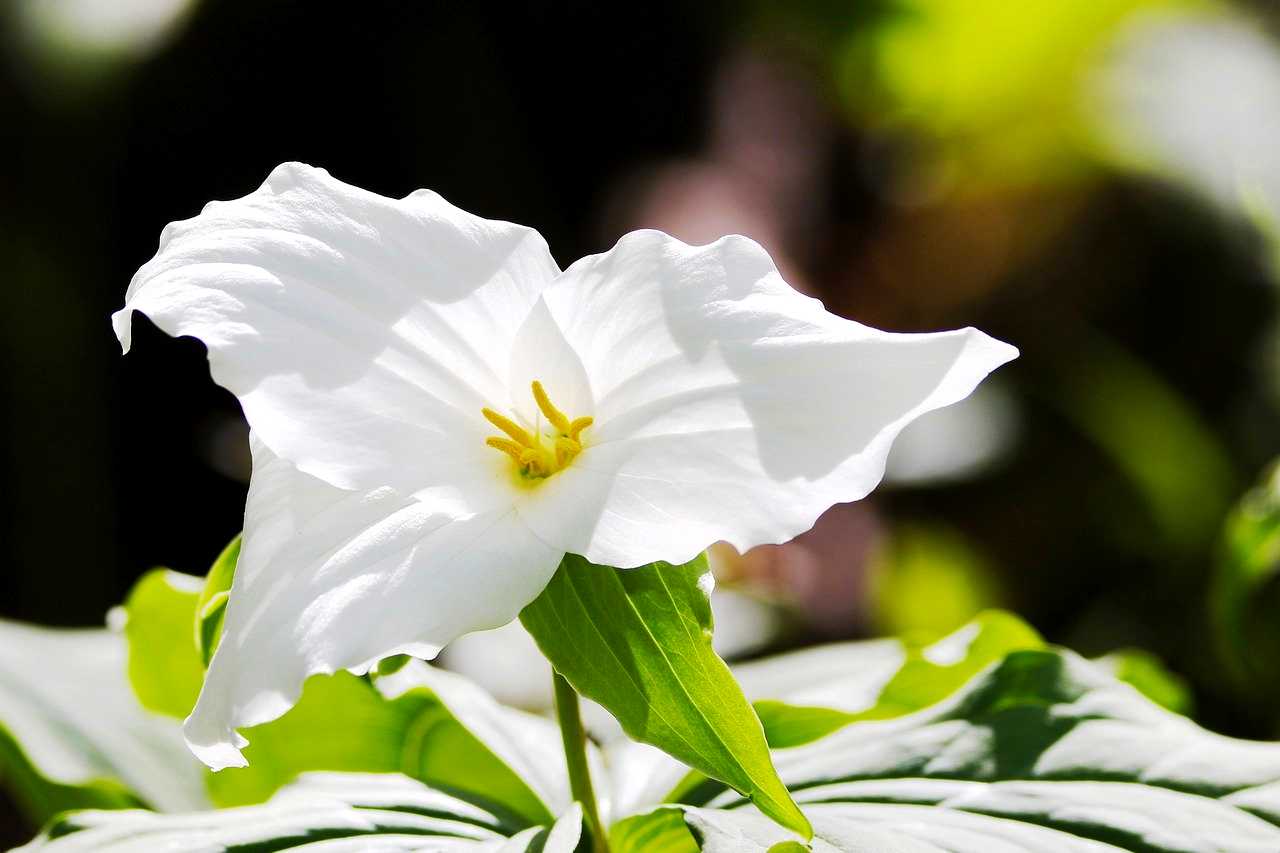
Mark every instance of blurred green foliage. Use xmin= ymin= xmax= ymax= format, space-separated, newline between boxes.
xmin=1213 ymin=462 xmax=1280 ymax=721
xmin=868 ymin=525 xmax=1001 ymax=639
xmin=842 ymin=0 xmax=1203 ymax=189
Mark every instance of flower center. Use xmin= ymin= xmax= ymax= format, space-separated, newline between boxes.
xmin=482 ymin=381 xmax=593 ymax=480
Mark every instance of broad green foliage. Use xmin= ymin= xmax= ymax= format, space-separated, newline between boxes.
xmin=12 ymin=591 xmax=1280 ymax=853
xmin=0 ymin=620 xmax=208 ymax=828
xmin=116 ymin=547 xmax=573 ymax=824
xmin=739 ymin=610 xmax=1186 ymax=751
xmin=123 ymin=538 xmax=239 ymax=719
xmin=211 ymin=663 xmax=567 ymax=830
xmin=611 ymin=806 xmax=696 ymax=853
xmin=699 ymin=650 xmax=1280 ymax=851
xmin=520 ymin=554 xmax=810 ymax=839
xmin=16 ymin=772 xmax=583 ymax=852
xmin=122 ymin=569 xmax=205 ymax=718
xmin=747 ymin=610 xmax=1044 ymax=748
xmin=616 ymin=649 xmax=1280 ymax=851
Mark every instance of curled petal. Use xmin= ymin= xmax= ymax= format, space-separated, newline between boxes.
xmin=518 ymin=230 xmax=1018 ymax=566
xmin=185 ymin=435 xmax=562 ymax=770
xmin=114 ymin=163 xmax=560 ymax=513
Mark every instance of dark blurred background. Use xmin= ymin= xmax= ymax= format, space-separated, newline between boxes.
xmin=6 ymin=0 xmax=1280 ymax=748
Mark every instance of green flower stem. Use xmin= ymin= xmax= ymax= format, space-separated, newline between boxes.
xmin=552 ymin=670 xmax=609 ymax=853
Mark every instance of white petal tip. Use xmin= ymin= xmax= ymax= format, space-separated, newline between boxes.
xmin=184 ymin=716 xmax=250 ymax=771
xmin=961 ymin=327 xmax=1019 ymax=374
xmin=185 ymin=738 xmax=248 ymax=772
xmin=263 ymin=161 xmax=326 ymax=192
xmin=110 ymin=307 xmax=133 ymax=354
xmin=347 ymin=642 xmax=445 ymax=677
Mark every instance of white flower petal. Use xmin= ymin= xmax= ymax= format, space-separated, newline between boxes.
xmin=185 ymin=435 xmax=562 ymax=770
xmin=518 ymin=230 xmax=1017 ymax=565
xmin=507 ymin=296 xmax=596 ymax=422
xmin=114 ymin=162 xmax=560 ymax=512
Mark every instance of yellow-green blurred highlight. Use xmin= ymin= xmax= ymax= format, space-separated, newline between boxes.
xmin=868 ymin=525 xmax=1001 ymax=641
xmin=840 ymin=0 xmax=1206 ymax=193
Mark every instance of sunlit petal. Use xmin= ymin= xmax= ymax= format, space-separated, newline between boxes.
xmin=185 ymin=435 xmax=561 ymax=770
xmin=114 ymin=163 xmax=560 ymax=513
xmin=518 ymin=230 xmax=1017 ymax=565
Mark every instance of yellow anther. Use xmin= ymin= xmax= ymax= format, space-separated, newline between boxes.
xmin=482 ymin=407 xmax=534 ymax=447
xmin=518 ymin=448 xmax=546 ymax=475
xmin=485 ymin=437 xmax=527 ymax=463
xmin=531 ymin=381 xmax=572 ymax=433
xmin=483 ymin=380 xmax=592 ymax=481
xmin=555 ymin=436 xmax=581 ymax=467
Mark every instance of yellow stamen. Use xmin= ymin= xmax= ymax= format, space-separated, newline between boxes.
xmin=485 ymin=437 xmax=527 ymax=463
xmin=482 ymin=407 xmax=534 ymax=447
xmin=531 ymin=380 xmax=572 ymax=433
xmin=483 ymin=381 xmax=592 ymax=481
xmin=519 ymin=448 xmax=548 ymax=477
xmin=555 ymin=436 xmax=580 ymax=467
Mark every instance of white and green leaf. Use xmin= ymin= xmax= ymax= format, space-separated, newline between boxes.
xmin=670 ymin=649 xmax=1280 ymax=852
xmin=16 ymin=772 xmax=583 ymax=852
xmin=205 ymin=662 xmax=575 ymax=830
xmin=0 ymin=619 xmax=208 ymax=827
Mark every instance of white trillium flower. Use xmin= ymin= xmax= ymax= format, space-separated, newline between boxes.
xmin=114 ymin=163 xmax=1017 ymax=769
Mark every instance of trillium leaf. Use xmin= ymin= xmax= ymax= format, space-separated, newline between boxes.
xmin=121 ymin=569 xmax=205 ymax=718
xmin=741 ymin=610 xmax=1044 ymax=749
xmin=207 ymin=662 xmax=567 ymax=831
xmin=610 ymin=806 xmax=699 ymax=853
xmin=519 ymin=553 xmax=811 ymax=839
xmin=685 ymin=649 xmax=1280 ymax=852
xmin=611 ymin=647 xmax=1280 ymax=852
xmin=16 ymin=772 xmax=583 ymax=852
xmin=680 ymin=802 xmax=1130 ymax=852
xmin=0 ymin=619 xmax=209 ymax=829
xmin=120 ymin=552 xmax=571 ymax=830
xmin=613 ymin=610 xmax=1189 ymax=820
xmin=194 ymin=535 xmax=240 ymax=666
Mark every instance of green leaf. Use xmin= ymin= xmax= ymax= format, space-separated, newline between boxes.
xmin=122 ymin=569 xmax=205 ymax=718
xmin=194 ymin=535 xmax=239 ymax=666
xmin=119 ymin=546 xmax=574 ymax=831
xmin=17 ymin=772 xmax=583 ymax=852
xmin=611 ymin=806 xmax=698 ymax=853
xmin=0 ymin=619 xmax=209 ymax=829
xmin=745 ymin=610 xmax=1044 ymax=748
xmin=1094 ymin=647 xmax=1194 ymax=715
xmin=621 ymin=611 xmax=1183 ymax=821
xmin=208 ymin=662 xmax=566 ymax=831
xmin=685 ymin=649 xmax=1280 ymax=852
xmin=520 ymin=553 xmax=810 ymax=839
xmin=681 ymin=801 xmax=1129 ymax=852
